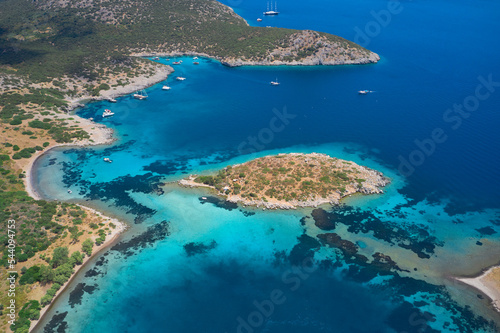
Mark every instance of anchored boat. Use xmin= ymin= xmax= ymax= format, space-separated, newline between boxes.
xmin=264 ymin=1 xmax=279 ymax=15
xmin=133 ymin=90 xmax=148 ymax=100
xmin=102 ymin=109 xmax=114 ymax=117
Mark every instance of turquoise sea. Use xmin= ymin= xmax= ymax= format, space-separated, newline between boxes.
xmin=33 ymin=0 xmax=500 ymax=332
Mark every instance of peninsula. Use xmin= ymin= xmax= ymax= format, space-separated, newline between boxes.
xmin=179 ymin=153 xmax=390 ymax=209
xmin=458 ymin=266 xmax=500 ymax=313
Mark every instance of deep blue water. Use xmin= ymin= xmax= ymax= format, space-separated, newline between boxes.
xmin=33 ymin=0 xmax=500 ymax=332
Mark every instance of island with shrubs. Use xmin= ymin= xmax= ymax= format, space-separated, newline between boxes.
xmin=179 ymin=153 xmax=390 ymax=209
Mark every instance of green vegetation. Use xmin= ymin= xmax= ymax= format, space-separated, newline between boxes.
xmin=10 ymin=300 xmax=41 ymax=333
xmin=0 ymin=157 xmax=107 ymax=332
xmin=0 ymin=0 xmax=372 ymax=81
xmin=50 ymin=247 xmax=69 ymax=268
xmin=12 ymin=146 xmax=44 ymax=160
xmin=191 ymin=153 xmax=388 ymax=205
xmin=10 ymin=246 xmax=87 ymax=331
xmin=82 ymin=239 xmax=94 ymax=257
xmin=0 ymin=90 xmax=90 ymax=144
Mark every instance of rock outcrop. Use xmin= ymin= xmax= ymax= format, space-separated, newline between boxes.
xmin=219 ymin=30 xmax=379 ymax=67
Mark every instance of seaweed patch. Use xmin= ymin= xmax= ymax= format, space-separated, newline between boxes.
xmin=68 ymin=283 xmax=97 ymax=308
xmin=184 ymin=240 xmax=217 ymax=256
xmin=43 ymin=311 xmax=68 ymax=333
xmin=110 ymin=220 xmax=170 ymax=257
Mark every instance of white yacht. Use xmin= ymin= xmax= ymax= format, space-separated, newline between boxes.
xmin=264 ymin=1 xmax=279 ymax=15
xmin=193 ymin=57 xmax=199 ymax=60
xmin=176 ymin=77 xmax=186 ymax=81
xmin=358 ymin=90 xmax=369 ymax=95
xmin=270 ymin=78 xmax=280 ymax=86
xmin=162 ymin=85 xmax=171 ymax=90
xmin=108 ymin=98 xmax=117 ymax=103
xmin=103 ymin=157 xmax=112 ymax=163
xmin=102 ymin=109 xmax=114 ymax=117
xmin=257 ymin=18 xmax=263 ymax=22
xmin=133 ymin=90 xmax=148 ymax=99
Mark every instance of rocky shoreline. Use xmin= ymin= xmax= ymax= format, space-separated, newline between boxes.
xmin=132 ymin=31 xmax=379 ymax=68
xmin=64 ymin=63 xmax=174 ymax=112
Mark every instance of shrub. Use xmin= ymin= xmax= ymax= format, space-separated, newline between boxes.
xmin=41 ymin=295 xmax=52 ymax=306
xmin=29 ymin=120 xmax=52 ymax=130
xmin=51 ymin=247 xmax=69 ymax=268
xmin=98 ymin=83 xmax=111 ymax=91
xmin=19 ymin=266 xmax=41 ymax=285
xmin=82 ymin=239 xmax=93 ymax=256
xmin=70 ymin=251 xmax=84 ymax=266
xmin=9 ymin=118 xmax=22 ymax=125
xmin=39 ymin=265 xmax=55 ymax=284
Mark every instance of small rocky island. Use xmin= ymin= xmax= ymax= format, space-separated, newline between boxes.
xmin=179 ymin=153 xmax=390 ymax=209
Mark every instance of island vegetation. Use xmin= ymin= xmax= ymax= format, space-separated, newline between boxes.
xmin=180 ymin=153 xmax=390 ymax=209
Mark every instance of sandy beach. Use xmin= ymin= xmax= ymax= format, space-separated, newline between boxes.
xmin=23 ymin=119 xmax=114 ymax=200
xmin=21 ymin=59 xmax=173 ymax=332
xmin=24 ymin=119 xmax=123 ymax=333
xmin=457 ymin=266 xmax=500 ymax=313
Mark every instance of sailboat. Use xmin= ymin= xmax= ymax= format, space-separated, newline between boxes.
xmin=264 ymin=1 xmax=279 ymax=15
xmin=133 ymin=90 xmax=148 ymax=100
xmin=270 ymin=78 xmax=280 ymax=86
